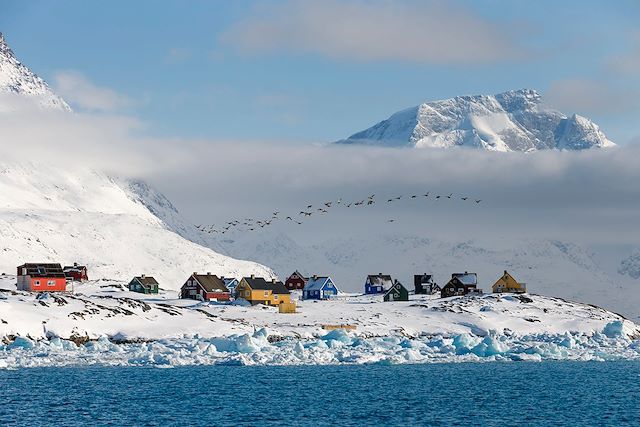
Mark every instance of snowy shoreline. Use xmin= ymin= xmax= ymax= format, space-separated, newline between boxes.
xmin=1 ymin=277 xmax=639 ymax=368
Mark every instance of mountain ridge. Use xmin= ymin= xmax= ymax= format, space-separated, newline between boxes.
xmin=338 ymin=89 xmax=615 ymax=151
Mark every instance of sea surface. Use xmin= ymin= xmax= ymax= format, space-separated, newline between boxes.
xmin=1 ymin=361 xmax=639 ymax=426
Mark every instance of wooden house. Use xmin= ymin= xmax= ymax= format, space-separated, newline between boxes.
xmin=285 ymin=270 xmax=308 ymax=291
xmin=414 ymin=274 xmax=439 ymax=295
xmin=63 ymin=263 xmax=88 ymax=282
xmin=221 ymin=277 xmax=239 ymax=297
xmin=236 ymin=275 xmax=291 ymax=306
xmin=17 ymin=263 xmax=67 ymax=292
xmin=384 ymin=280 xmax=409 ymax=302
xmin=180 ymin=273 xmax=230 ymax=301
xmin=364 ymin=273 xmax=393 ymax=295
xmin=302 ymin=275 xmax=338 ymax=300
xmin=128 ymin=275 xmax=159 ymax=294
xmin=492 ymin=271 xmax=527 ymax=294
xmin=441 ymin=272 xmax=482 ymax=298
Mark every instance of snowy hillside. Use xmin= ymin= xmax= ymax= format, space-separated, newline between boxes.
xmin=215 ymin=231 xmax=640 ymax=321
xmin=0 ymin=32 xmax=70 ymax=112
xmin=0 ymin=163 xmax=273 ymax=286
xmin=0 ymin=276 xmax=638 ymax=368
xmin=338 ymin=89 xmax=615 ymax=151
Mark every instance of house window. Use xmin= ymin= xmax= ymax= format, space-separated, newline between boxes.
xmin=34 ymin=280 xmax=40 ymax=286
xmin=274 ymin=295 xmax=278 ymax=300
xmin=189 ymin=290 xmax=197 ymax=296
xmin=47 ymin=280 xmax=56 ymax=286
xmin=264 ymin=291 xmax=269 ymax=297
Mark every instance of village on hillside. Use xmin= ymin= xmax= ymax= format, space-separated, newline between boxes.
xmin=12 ymin=262 xmax=528 ymax=314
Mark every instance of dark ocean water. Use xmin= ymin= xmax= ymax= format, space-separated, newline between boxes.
xmin=1 ymin=361 xmax=639 ymax=426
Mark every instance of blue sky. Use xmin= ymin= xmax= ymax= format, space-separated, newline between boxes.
xmin=2 ymin=0 xmax=639 ymax=143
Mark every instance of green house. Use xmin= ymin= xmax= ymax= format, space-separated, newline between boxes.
xmin=128 ymin=275 xmax=159 ymax=294
xmin=384 ymin=280 xmax=409 ymax=302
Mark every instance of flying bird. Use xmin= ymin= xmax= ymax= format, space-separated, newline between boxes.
xmin=461 ymin=197 xmax=468 ymax=201
xmin=475 ymin=199 xmax=482 ymax=204
xmin=307 ymin=205 xmax=313 ymax=209
xmin=447 ymin=193 xmax=453 ymax=199
xmin=423 ymin=192 xmax=430 ymax=197
xmin=286 ymin=216 xmax=293 ymax=220
xmin=411 ymin=195 xmax=417 ymax=199
xmin=387 ymin=219 xmax=395 ymax=223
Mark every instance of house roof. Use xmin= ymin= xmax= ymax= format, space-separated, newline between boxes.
xmin=452 ymin=272 xmax=477 ymax=286
xmin=242 ymin=277 xmax=290 ymax=294
xmin=222 ymin=277 xmax=238 ymax=286
xmin=18 ymin=263 xmax=65 ymax=278
xmin=384 ymin=281 xmax=407 ymax=296
xmin=193 ymin=274 xmax=229 ymax=293
xmin=287 ymin=270 xmax=308 ymax=281
xmin=133 ymin=276 xmax=159 ymax=288
xmin=63 ymin=265 xmax=87 ymax=271
xmin=304 ymin=276 xmax=334 ymax=292
xmin=367 ymin=274 xmax=393 ymax=288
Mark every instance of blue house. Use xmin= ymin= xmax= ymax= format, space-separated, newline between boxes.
xmin=221 ymin=277 xmax=239 ymax=297
xmin=364 ymin=273 xmax=393 ymax=294
xmin=303 ymin=276 xmax=338 ymax=300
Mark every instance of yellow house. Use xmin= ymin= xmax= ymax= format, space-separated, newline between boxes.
xmin=492 ymin=270 xmax=527 ymax=294
xmin=236 ymin=275 xmax=292 ymax=306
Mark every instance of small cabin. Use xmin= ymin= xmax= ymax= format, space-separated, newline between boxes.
xmin=285 ymin=270 xmax=308 ymax=291
xmin=128 ymin=275 xmax=159 ymax=294
xmin=414 ymin=274 xmax=439 ymax=295
xmin=302 ymin=276 xmax=338 ymax=300
xmin=441 ymin=272 xmax=482 ymax=298
xmin=492 ymin=271 xmax=527 ymax=294
xmin=365 ymin=273 xmax=393 ymax=295
xmin=180 ymin=273 xmax=230 ymax=301
xmin=63 ymin=263 xmax=88 ymax=282
xmin=384 ymin=280 xmax=409 ymax=302
xmin=221 ymin=277 xmax=239 ymax=297
xmin=236 ymin=275 xmax=291 ymax=306
xmin=17 ymin=263 xmax=67 ymax=292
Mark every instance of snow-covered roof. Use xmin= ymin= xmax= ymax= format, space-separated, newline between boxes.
xmin=304 ymin=276 xmax=333 ymax=292
xmin=367 ymin=274 xmax=393 ymax=288
xmin=452 ymin=273 xmax=477 ymax=286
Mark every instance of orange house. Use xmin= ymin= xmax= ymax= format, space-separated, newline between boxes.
xmin=17 ymin=263 xmax=67 ymax=292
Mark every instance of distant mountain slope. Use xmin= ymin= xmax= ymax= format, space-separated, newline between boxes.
xmin=338 ymin=89 xmax=615 ymax=151
xmin=0 ymin=164 xmax=274 ymax=286
xmin=0 ymin=32 xmax=70 ymax=112
xmin=0 ymin=33 xmax=273 ymax=285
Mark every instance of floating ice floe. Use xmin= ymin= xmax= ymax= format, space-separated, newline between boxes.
xmin=1 ymin=322 xmax=639 ymax=369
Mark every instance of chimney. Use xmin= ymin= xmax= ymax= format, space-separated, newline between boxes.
xmin=271 ymin=278 xmax=276 ymax=283
xmin=141 ymin=274 xmax=146 ymax=279
xmin=504 ymin=270 xmax=508 ymax=275
xmin=251 ymin=274 xmax=255 ymax=279
xmin=379 ymin=273 xmax=383 ymax=276
xmin=207 ymin=272 xmax=211 ymax=276
xmin=74 ymin=262 xmax=78 ymax=267
xmin=313 ymin=275 xmax=317 ymax=280
xmin=193 ymin=272 xmax=197 ymax=276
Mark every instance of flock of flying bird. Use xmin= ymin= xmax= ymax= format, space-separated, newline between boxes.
xmin=195 ymin=192 xmax=482 ymax=235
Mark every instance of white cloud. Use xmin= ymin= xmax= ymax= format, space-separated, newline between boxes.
xmin=53 ymin=70 xmax=132 ymax=112
xmin=220 ymin=0 xmax=526 ymax=64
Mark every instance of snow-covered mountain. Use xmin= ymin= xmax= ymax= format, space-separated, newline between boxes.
xmin=0 ymin=33 xmax=272 ymax=286
xmin=0 ymin=32 xmax=70 ymax=112
xmin=0 ymin=163 xmax=273 ymax=287
xmin=338 ymin=89 xmax=615 ymax=151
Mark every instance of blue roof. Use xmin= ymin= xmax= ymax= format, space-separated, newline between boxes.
xmin=304 ymin=276 xmax=335 ymax=292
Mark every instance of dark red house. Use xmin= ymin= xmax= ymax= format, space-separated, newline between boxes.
xmin=63 ymin=263 xmax=88 ymax=282
xmin=180 ymin=273 xmax=230 ymax=301
xmin=17 ymin=263 xmax=67 ymax=292
xmin=285 ymin=270 xmax=308 ymax=291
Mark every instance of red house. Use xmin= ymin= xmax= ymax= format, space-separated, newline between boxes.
xmin=285 ymin=270 xmax=308 ymax=291
xmin=180 ymin=273 xmax=230 ymax=301
xmin=17 ymin=263 xmax=67 ymax=292
xmin=63 ymin=263 xmax=88 ymax=282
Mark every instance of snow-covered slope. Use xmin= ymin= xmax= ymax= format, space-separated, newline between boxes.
xmin=0 ymin=32 xmax=70 ymax=112
xmin=215 ymin=230 xmax=640 ymax=321
xmin=0 ymin=163 xmax=273 ymax=286
xmin=338 ymin=89 xmax=615 ymax=151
